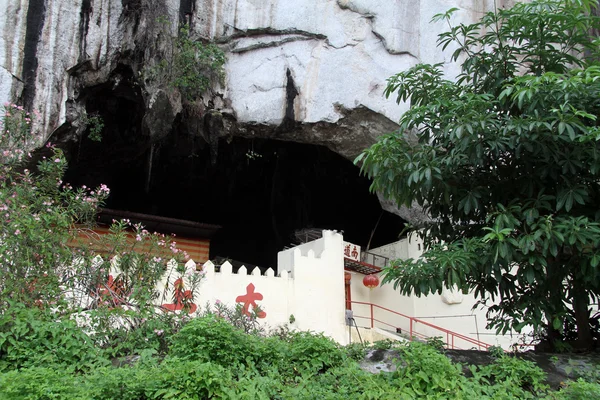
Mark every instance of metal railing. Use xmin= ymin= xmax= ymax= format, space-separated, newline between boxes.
xmin=360 ymin=251 xmax=390 ymax=268
xmin=350 ymin=301 xmax=492 ymax=350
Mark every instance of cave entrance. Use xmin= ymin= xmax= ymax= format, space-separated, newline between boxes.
xmin=62 ymin=122 xmax=405 ymax=269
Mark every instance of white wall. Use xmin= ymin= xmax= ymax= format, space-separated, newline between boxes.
xmin=84 ymin=230 xmax=529 ymax=349
xmin=355 ymin=236 xmax=527 ymax=349
xmin=153 ymin=230 xmax=348 ymax=343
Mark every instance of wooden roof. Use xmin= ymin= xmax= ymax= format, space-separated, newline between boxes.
xmin=344 ymin=258 xmax=381 ymax=275
xmin=98 ymin=208 xmax=221 ymax=239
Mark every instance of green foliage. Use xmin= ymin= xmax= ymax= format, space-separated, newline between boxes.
xmin=141 ymin=22 xmax=225 ymax=101
xmin=0 ymin=103 xmax=36 ymax=163
xmin=389 ymin=342 xmax=466 ymax=398
xmin=280 ymin=363 xmax=401 ymax=400
xmin=426 ymin=336 xmax=447 ymax=351
xmin=0 ymin=367 xmax=89 ymax=400
xmin=285 ymin=331 xmax=346 ymax=376
xmin=172 ymin=24 xmax=225 ymax=101
xmin=1 ymin=312 xmax=598 ymax=400
xmin=0 ymin=305 xmax=107 ymax=372
xmin=357 ymin=0 xmax=600 ymax=346
xmin=208 ymin=300 xmax=266 ymax=335
xmin=81 ymin=113 xmax=104 ymax=142
xmin=488 ymin=345 xmax=505 ymax=358
xmin=475 ymin=355 xmax=549 ymax=395
xmin=345 ymin=342 xmax=367 ymax=361
xmin=90 ymin=308 xmax=185 ymax=359
xmin=0 ymin=146 xmax=105 ymax=309
xmin=170 ymin=314 xmax=261 ymax=367
xmin=0 ymin=361 xmax=235 ymax=400
xmin=551 ymin=379 xmax=600 ymax=399
xmin=372 ymin=339 xmax=396 ymax=350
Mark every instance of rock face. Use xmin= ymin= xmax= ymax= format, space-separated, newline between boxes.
xmin=0 ymin=0 xmax=518 ymax=218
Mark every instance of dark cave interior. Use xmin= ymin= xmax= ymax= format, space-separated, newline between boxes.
xmin=59 ymin=72 xmax=405 ymax=269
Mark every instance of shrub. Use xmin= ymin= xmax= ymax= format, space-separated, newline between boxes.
xmin=0 ymin=367 xmax=86 ymax=400
xmin=478 ymin=355 xmax=548 ymax=394
xmin=281 ymin=363 xmax=401 ymax=400
xmin=90 ymin=308 xmax=187 ymax=359
xmin=345 ymin=342 xmax=367 ymax=361
xmin=285 ymin=331 xmax=346 ymax=377
xmin=87 ymin=360 xmax=234 ymax=399
xmin=170 ymin=314 xmax=260 ymax=367
xmin=389 ymin=342 xmax=465 ymax=398
xmin=551 ymin=379 xmax=600 ymax=400
xmin=0 ymin=305 xmax=107 ymax=372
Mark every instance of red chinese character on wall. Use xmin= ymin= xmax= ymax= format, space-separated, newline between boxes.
xmin=235 ymin=283 xmax=266 ymax=318
xmin=351 ymin=245 xmax=359 ymax=260
xmin=95 ymin=274 xmax=128 ymax=307
xmin=344 ymin=244 xmax=351 ymax=257
xmin=163 ymin=278 xmax=197 ymax=313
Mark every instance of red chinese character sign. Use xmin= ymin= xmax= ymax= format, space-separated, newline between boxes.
xmin=162 ymin=278 xmax=198 ymax=313
xmin=235 ymin=283 xmax=267 ymax=318
xmin=343 ymin=241 xmax=361 ymax=262
xmin=94 ymin=274 xmax=128 ymax=308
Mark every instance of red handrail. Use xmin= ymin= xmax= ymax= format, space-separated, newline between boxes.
xmin=350 ymin=300 xmax=492 ymax=350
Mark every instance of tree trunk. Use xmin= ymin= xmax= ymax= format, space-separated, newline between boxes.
xmin=543 ymin=258 xmax=566 ymax=350
xmin=572 ymin=280 xmax=593 ymax=349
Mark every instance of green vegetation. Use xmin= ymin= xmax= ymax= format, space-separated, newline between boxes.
xmin=81 ymin=113 xmax=104 ymax=142
xmin=141 ymin=21 xmax=226 ymax=101
xmin=357 ymin=0 xmax=600 ymax=349
xmin=0 ymin=120 xmax=596 ymax=397
xmin=3 ymin=2 xmax=600 ymax=398
xmin=1 ymin=311 xmax=599 ymax=399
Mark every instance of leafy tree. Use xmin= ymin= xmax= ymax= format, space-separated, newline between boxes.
xmin=357 ymin=0 xmax=600 ymax=349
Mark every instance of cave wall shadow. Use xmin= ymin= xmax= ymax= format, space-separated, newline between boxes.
xmin=61 ymin=91 xmax=406 ymax=268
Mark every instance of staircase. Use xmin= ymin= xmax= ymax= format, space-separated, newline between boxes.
xmin=350 ymin=301 xmax=492 ymax=350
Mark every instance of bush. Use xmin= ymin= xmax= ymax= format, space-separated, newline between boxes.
xmin=87 ymin=360 xmax=234 ymax=399
xmin=285 ymin=331 xmax=346 ymax=377
xmin=552 ymin=379 xmax=600 ymax=400
xmin=465 ymin=354 xmax=549 ymax=399
xmin=170 ymin=314 xmax=260 ymax=367
xmin=0 ymin=305 xmax=107 ymax=372
xmin=389 ymin=342 xmax=466 ymax=398
xmin=89 ymin=308 xmax=186 ymax=359
xmin=0 ymin=360 xmax=235 ymax=400
xmin=0 ymin=367 xmax=86 ymax=400
xmin=345 ymin=342 xmax=367 ymax=361
xmin=481 ymin=355 xmax=548 ymax=393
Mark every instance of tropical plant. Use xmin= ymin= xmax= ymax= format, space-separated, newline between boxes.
xmin=141 ymin=21 xmax=225 ymax=101
xmin=356 ymin=0 xmax=600 ymax=349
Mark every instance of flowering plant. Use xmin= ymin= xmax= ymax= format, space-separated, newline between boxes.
xmin=0 ymin=143 xmax=111 ymax=309
xmin=0 ymin=105 xmax=203 ymax=317
xmin=0 ymin=103 xmax=38 ymax=164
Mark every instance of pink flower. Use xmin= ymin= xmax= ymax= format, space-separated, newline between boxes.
xmin=135 ymin=235 xmax=142 ymax=241
xmin=14 ymin=229 xmax=20 ymax=235
xmin=54 ymin=158 xmax=61 ymax=163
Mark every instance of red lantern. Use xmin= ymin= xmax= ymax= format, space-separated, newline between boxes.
xmin=363 ymin=274 xmax=379 ymax=289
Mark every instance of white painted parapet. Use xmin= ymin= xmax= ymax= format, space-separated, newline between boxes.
xmin=277 ymin=230 xmax=346 ymax=343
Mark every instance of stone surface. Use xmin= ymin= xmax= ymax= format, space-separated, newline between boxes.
xmin=360 ymin=348 xmax=400 ymax=374
xmin=0 ymin=0 xmax=522 ymax=220
xmin=361 ymin=348 xmax=600 ymax=389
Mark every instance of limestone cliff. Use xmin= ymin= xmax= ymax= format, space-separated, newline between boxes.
xmin=0 ymin=0 xmax=517 ymax=220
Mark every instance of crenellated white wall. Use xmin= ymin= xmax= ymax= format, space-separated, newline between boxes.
xmin=74 ymin=230 xmax=528 ymax=348
xmin=96 ymin=230 xmax=348 ymax=343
